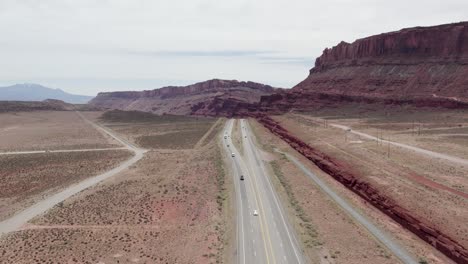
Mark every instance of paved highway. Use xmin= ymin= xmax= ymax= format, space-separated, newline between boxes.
xmin=222 ymin=119 xmax=304 ymax=264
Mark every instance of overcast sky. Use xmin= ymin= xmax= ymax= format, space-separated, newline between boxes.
xmin=0 ymin=0 xmax=467 ymax=95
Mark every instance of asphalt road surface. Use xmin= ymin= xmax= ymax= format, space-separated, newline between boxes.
xmin=222 ymin=119 xmax=305 ymax=264
xmin=0 ymin=112 xmax=146 ymax=236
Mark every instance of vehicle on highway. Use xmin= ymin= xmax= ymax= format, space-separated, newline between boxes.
xmin=253 ymin=210 xmax=258 ymax=216
xmin=224 ymin=135 xmax=227 ymax=139
xmin=231 ymin=153 xmax=235 ymax=157
xmin=240 ymin=175 xmax=244 ymax=180
xmin=227 ymin=144 xmax=229 ymax=147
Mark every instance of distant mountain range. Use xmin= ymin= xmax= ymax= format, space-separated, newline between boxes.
xmin=0 ymin=83 xmax=93 ymax=104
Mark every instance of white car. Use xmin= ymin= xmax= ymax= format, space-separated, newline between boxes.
xmin=253 ymin=210 xmax=259 ymax=216
xmin=231 ymin=153 xmax=235 ymax=157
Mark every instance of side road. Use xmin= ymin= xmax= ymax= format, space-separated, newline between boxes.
xmin=0 ymin=112 xmax=146 ymax=235
xmin=330 ymin=123 xmax=468 ymax=167
xmin=275 ymin=149 xmax=418 ymax=264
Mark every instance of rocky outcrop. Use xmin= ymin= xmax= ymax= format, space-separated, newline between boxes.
xmin=189 ymin=23 xmax=468 ymax=117
xmin=90 ymin=79 xmax=277 ymax=115
xmin=0 ymin=99 xmax=75 ymax=112
xmin=256 ymin=114 xmax=468 ymax=264
xmin=293 ymin=22 xmax=468 ymax=104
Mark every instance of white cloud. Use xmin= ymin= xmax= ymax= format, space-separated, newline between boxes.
xmin=0 ymin=0 xmax=467 ymax=95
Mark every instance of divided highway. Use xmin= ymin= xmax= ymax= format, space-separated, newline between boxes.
xmin=222 ymin=119 xmax=305 ymax=264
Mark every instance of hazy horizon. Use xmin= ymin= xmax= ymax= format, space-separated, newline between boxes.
xmin=1 ymin=0 xmax=468 ymax=96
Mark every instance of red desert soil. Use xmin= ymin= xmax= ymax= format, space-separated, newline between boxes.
xmin=0 ymin=118 xmax=230 ymax=264
xmin=248 ymin=119 xmax=456 ymax=264
xmin=256 ymin=113 xmax=468 ymax=263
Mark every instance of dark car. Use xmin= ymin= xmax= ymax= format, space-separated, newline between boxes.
xmin=240 ymin=175 xmax=244 ymax=181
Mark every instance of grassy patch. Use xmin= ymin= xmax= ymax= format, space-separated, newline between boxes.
xmin=232 ymin=120 xmax=244 ymax=155
xmin=213 ymin=141 xmax=229 ymax=264
xmin=100 ymin=109 xmax=213 ymax=123
xmin=197 ymin=118 xmax=223 ymax=147
xmin=214 ymin=145 xmax=227 ymax=212
xmin=136 ymin=128 xmax=211 ymax=149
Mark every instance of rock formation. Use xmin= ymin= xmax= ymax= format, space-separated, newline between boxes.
xmin=294 ymin=22 xmax=468 ymax=104
xmin=90 ymin=79 xmax=278 ymax=115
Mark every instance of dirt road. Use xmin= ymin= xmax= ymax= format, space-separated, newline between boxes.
xmin=0 ymin=112 xmax=146 ymax=235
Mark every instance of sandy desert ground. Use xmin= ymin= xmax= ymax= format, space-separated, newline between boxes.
xmin=89 ymin=110 xmax=218 ymax=150
xmin=0 ymin=111 xmax=120 ymax=151
xmin=247 ymin=106 xmax=467 ymax=264
xmin=0 ymin=110 xmax=229 ymax=264
xmin=0 ymin=150 xmax=132 ymax=221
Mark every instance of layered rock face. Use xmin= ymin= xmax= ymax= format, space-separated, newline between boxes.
xmin=293 ymin=22 xmax=468 ymax=104
xmin=90 ymin=79 xmax=277 ymax=115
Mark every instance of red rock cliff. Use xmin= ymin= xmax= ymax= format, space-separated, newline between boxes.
xmin=294 ymin=22 xmax=468 ymax=103
xmin=90 ymin=79 xmax=278 ymax=115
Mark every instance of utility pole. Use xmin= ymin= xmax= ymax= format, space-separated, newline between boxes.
xmin=387 ymin=137 xmax=390 ymax=158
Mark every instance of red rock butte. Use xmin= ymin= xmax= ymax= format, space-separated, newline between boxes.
xmin=90 ymin=79 xmax=279 ymax=115
xmin=91 ymin=22 xmax=468 ymax=117
xmin=292 ymin=21 xmax=468 ymax=104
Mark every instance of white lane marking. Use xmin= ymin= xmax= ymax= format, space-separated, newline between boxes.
xmin=223 ymin=120 xmax=246 ymax=264
xmin=254 ymin=251 xmax=257 ymax=257
xmin=243 ymin=119 xmax=304 ymax=264
xmin=238 ymin=128 xmax=274 ymax=263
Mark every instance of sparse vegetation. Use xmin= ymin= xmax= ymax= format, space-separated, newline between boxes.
xmin=419 ymin=258 xmax=429 ymax=264
xmin=136 ymin=129 xmax=211 ymax=149
xmin=0 ymin=113 xmax=228 ymax=263
xmin=100 ymin=109 xmax=213 ymax=123
xmin=99 ymin=110 xmax=217 ymax=149
xmin=0 ymin=150 xmax=132 ymax=220
xmin=270 ymin=160 xmax=320 ymax=248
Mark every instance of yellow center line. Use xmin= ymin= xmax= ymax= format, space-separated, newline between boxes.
xmin=244 ymin=158 xmax=274 ymax=264
xmin=240 ymin=120 xmax=277 ymax=264
xmin=249 ymin=165 xmax=278 ymax=264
